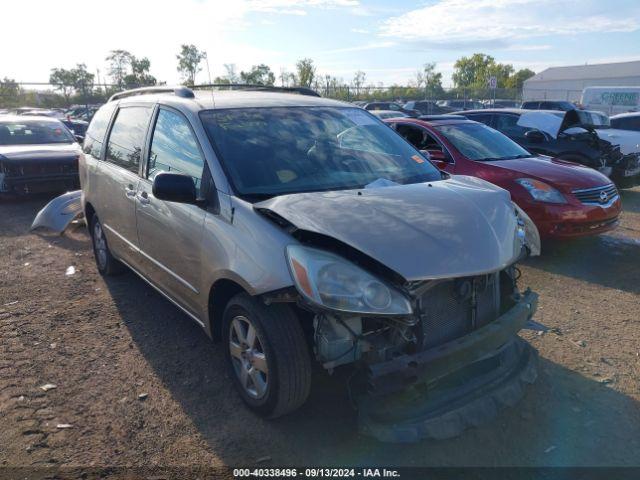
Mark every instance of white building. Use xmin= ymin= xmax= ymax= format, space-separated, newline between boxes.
xmin=522 ymin=60 xmax=640 ymax=102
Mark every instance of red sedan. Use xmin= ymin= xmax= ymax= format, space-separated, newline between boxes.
xmin=384 ymin=117 xmax=621 ymax=239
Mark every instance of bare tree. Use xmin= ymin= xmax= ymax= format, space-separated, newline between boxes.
xmin=224 ymin=64 xmax=239 ymax=83
xmin=176 ymin=44 xmax=206 ymax=85
xmin=352 ymin=70 xmax=366 ymax=97
xmin=105 ymin=50 xmax=133 ymax=88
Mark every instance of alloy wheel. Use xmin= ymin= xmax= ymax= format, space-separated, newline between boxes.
xmin=229 ymin=315 xmax=269 ymax=399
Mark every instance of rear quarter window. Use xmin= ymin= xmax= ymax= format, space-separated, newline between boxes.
xmin=84 ymin=103 xmax=117 ymax=158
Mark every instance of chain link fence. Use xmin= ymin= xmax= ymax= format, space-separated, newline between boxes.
xmin=1 ymin=80 xmax=524 ymax=110
xmin=521 ymin=88 xmax=584 ymax=103
xmin=318 ymin=85 xmax=523 ymax=104
xmin=0 ymin=81 xmax=149 ymax=110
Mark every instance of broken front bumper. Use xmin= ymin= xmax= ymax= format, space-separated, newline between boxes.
xmin=30 ymin=190 xmax=83 ymax=234
xmin=358 ymin=290 xmax=538 ymax=442
xmin=610 ymin=153 xmax=640 ymax=188
xmin=0 ymin=157 xmax=79 ymax=194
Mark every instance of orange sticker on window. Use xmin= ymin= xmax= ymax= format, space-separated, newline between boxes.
xmin=411 ymin=155 xmax=425 ymax=164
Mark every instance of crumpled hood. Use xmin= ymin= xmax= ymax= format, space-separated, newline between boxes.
xmin=485 ymin=155 xmax=612 ymax=190
xmin=255 ymin=176 xmax=524 ymax=281
xmin=517 ymin=110 xmax=583 ymax=138
xmin=594 ymin=129 xmax=640 ymax=155
xmin=0 ymin=143 xmax=80 ymax=160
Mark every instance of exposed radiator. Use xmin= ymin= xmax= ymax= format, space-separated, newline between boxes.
xmin=418 ymin=272 xmax=500 ymax=349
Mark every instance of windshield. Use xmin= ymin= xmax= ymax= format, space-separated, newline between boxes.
xmin=436 ymin=122 xmax=531 ymax=161
xmin=0 ymin=119 xmax=75 ymax=145
xmin=200 ymin=107 xmax=442 ymax=198
xmin=576 ymin=110 xmax=611 ymax=128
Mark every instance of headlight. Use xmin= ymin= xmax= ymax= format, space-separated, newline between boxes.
xmin=286 ymin=245 xmax=412 ymax=315
xmin=515 ymin=178 xmax=567 ymax=204
xmin=513 ymin=202 xmax=541 ymax=256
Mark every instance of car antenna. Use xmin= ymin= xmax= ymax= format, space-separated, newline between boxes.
xmin=204 ymin=51 xmax=216 ymax=109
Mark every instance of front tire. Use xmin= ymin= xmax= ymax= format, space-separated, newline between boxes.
xmin=223 ymin=293 xmax=311 ymax=418
xmin=90 ymin=215 xmax=124 ymax=276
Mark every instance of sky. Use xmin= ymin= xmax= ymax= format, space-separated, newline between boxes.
xmin=3 ymin=0 xmax=640 ymax=88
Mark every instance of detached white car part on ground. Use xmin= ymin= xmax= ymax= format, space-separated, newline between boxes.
xmin=30 ymin=190 xmax=83 ymax=233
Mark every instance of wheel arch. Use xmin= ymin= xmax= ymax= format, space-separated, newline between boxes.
xmin=207 ymin=278 xmax=248 ymax=342
xmin=85 ymin=201 xmax=96 ymax=228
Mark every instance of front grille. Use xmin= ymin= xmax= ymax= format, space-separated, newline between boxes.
xmin=418 ymin=273 xmax=500 ymax=349
xmin=572 ymin=184 xmax=618 ymax=206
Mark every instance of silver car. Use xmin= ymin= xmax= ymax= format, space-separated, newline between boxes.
xmin=79 ymin=86 xmax=541 ymax=440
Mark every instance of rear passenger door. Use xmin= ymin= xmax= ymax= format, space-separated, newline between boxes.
xmin=135 ymin=106 xmax=207 ymax=317
xmin=96 ymin=105 xmax=152 ymax=268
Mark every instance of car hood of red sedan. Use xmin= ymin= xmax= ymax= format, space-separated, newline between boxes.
xmin=484 ymin=155 xmax=612 ymax=191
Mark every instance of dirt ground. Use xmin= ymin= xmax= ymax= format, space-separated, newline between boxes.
xmin=1 ymin=189 xmax=640 ymax=469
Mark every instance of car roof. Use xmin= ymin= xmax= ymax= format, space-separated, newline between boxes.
xmin=114 ymin=88 xmax=350 ymax=112
xmin=0 ymin=114 xmax=64 ymax=123
xmin=611 ymin=111 xmax=640 ymax=119
xmin=371 ymin=110 xmax=406 ymax=115
xmin=386 ymin=117 xmax=476 ymax=127
xmin=455 ymin=108 xmax=564 ymax=116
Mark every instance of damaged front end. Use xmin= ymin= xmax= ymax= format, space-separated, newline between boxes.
xmin=295 ymin=257 xmax=539 ymax=442
xmin=601 ymin=144 xmax=640 ymax=188
xmin=0 ymin=153 xmax=80 ymax=195
xmin=257 ymin=182 xmax=542 ymax=441
xmin=289 ymin=252 xmax=539 ymax=442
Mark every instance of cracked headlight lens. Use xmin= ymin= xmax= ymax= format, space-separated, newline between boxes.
xmin=286 ymin=245 xmax=412 ymax=315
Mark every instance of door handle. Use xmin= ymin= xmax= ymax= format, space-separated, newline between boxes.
xmin=138 ymin=191 xmax=151 ymax=205
xmin=125 ymin=184 xmax=136 ymax=197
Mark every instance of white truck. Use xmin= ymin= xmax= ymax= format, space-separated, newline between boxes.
xmin=580 ymin=87 xmax=640 ymax=116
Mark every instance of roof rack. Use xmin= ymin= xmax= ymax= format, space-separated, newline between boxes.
xmin=190 ymin=83 xmax=321 ymax=97
xmin=108 ymin=86 xmax=195 ymax=102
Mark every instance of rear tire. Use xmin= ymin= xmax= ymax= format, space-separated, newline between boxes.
xmin=223 ymin=293 xmax=311 ymax=418
xmin=90 ymin=215 xmax=125 ymax=276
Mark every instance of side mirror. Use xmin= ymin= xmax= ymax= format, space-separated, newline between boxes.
xmin=524 ymin=129 xmax=546 ymax=143
xmin=74 ymin=135 xmax=85 ymax=143
xmin=152 ymin=172 xmax=197 ymax=204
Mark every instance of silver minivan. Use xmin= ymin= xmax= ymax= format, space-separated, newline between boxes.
xmin=80 ymin=86 xmax=541 ymax=441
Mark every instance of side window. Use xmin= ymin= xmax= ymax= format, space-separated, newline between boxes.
xmin=494 ymin=114 xmax=531 ymax=138
xmin=83 ymin=103 xmax=116 ymax=159
xmin=148 ymin=108 xmax=205 ymax=194
xmin=613 ymin=117 xmax=640 ymax=131
xmin=423 ymin=132 xmax=443 ymax=150
xmin=105 ymin=106 xmax=152 ymax=174
xmin=396 ymin=124 xmax=426 ymax=149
